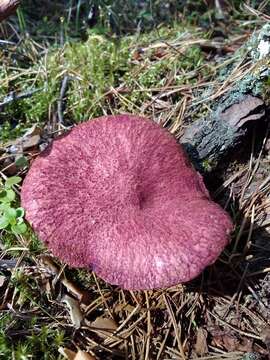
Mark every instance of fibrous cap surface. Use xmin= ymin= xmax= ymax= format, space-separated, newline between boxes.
xmin=21 ymin=114 xmax=232 ymax=290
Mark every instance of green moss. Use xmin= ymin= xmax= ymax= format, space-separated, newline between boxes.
xmin=62 ymin=36 xmax=131 ymax=121
xmin=0 ymin=35 xmax=131 ymax=135
xmin=67 ymin=268 xmax=95 ymax=289
xmin=1 ymin=227 xmax=45 ymax=259
xmin=0 ymin=24 xmax=208 ymax=141
xmin=201 ymin=159 xmax=213 ymax=172
xmin=0 ymin=314 xmax=65 ymax=360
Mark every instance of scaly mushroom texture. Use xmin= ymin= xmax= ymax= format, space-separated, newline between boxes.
xmin=21 ymin=114 xmax=233 ymax=290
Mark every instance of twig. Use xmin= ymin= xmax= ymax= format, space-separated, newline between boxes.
xmin=0 ymin=39 xmax=16 ymax=46
xmin=57 ymin=75 xmax=70 ymax=124
xmin=0 ymin=88 xmax=42 ymax=109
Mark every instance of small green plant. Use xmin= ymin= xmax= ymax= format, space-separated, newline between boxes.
xmin=0 ymin=313 xmax=66 ymax=360
xmin=0 ymin=176 xmax=27 ymax=235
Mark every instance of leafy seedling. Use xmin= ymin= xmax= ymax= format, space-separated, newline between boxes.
xmin=0 ymin=176 xmax=27 ymax=234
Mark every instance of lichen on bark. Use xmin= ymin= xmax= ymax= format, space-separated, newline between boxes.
xmin=181 ymin=24 xmax=270 ymax=171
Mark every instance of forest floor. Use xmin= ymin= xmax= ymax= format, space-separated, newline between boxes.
xmin=0 ymin=1 xmax=270 ymax=359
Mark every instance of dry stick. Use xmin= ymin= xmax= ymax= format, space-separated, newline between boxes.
xmin=110 ymin=86 xmax=141 ymax=112
xmin=92 ymin=272 xmax=114 ymax=319
xmin=144 ymin=291 xmax=151 ymax=360
xmin=239 ymin=126 xmax=270 ymax=208
xmin=106 ymin=313 xmax=148 ymax=348
xmin=239 ymin=129 xmax=257 ymax=207
xmin=207 ymin=310 xmax=261 ymax=340
xmin=129 ymin=290 xmax=141 ymax=306
xmin=0 ymin=39 xmax=15 ymax=45
xmin=57 ymin=75 xmax=70 ymax=124
xmin=218 ymin=295 xmax=267 ymax=327
xmin=169 ymin=96 xmax=188 ymax=134
xmin=243 ymin=204 xmax=255 ymax=254
xmin=130 ymin=334 xmax=136 ymax=360
xmin=199 ymin=350 xmax=243 ymax=360
xmin=156 ymin=327 xmax=171 ymax=360
xmin=224 ymin=264 xmax=268 ymax=324
xmin=214 ymin=166 xmax=249 ymax=198
xmin=103 ymin=304 xmax=141 ymax=346
xmin=243 ymin=2 xmax=270 ymax=21
xmin=231 ymin=186 xmax=267 ymax=255
xmin=84 ymin=334 xmax=121 ymax=357
xmin=163 ymin=294 xmax=186 ymax=360
xmin=247 ymin=267 xmax=270 ymax=277
xmin=0 ymin=88 xmax=41 ymax=109
xmin=84 ymin=293 xmax=112 ymax=316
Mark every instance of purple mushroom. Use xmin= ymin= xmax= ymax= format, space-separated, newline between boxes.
xmin=21 ymin=114 xmax=233 ymax=290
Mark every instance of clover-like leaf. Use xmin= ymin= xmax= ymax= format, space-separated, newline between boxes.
xmin=4 ymin=208 xmax=17 ymax=221
xmin=5 ymin=189 xmax=16 ymax=202
xmin=16 ymin=207 xmax=25 ymax=218
xmin=11 ymin=222 xmax=27 ymax=234
xmin=0 ymin=215 xmax=10 ymax=229
xmin=15 ymin=157 xmax=29 ymax=169
xmin=0 ymin=203 xmax=9 ymax=212
xmin=0 ymin=190 xmax=7 ymax=201
xmin=5 ymin=176 xmax=21 ymax=188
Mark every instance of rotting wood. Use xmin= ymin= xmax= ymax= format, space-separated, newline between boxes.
xmin=181 ymin=94 xmax=265 ymax=171
xmin=180 ymin=24 xmax=270 ymax=171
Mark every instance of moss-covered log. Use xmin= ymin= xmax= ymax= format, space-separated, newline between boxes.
xmin=180 ymin=24 xmax=270 ymax=171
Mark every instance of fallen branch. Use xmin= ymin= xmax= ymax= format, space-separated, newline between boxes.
xmin=0 ymin=88 xmax=42 ymax=109
xmin=181 ymin=23 xmax=270 ymax=171
xmin=181 ymin=94 xmax=265 ymax=170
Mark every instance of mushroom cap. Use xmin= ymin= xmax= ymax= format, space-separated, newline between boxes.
xmin=21 ymin=114 xmax=233 ymax=290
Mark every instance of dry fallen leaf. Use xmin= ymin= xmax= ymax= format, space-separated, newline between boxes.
xmin=0 ymin=275 xmax=6 ymax=287
xmin=195 ymin=328 xmax=208 ymax=355
xmin=74 ymin=350 xmax=96 ymax=360
xmin=261 ymin=327 xmax=270 ymax=354
xmin=21 ymin=134 xmax=41 ymax=150
xmin=62 ymin=295 xmax=83 ymax=328
xmin=58 ymin=347 xmax=76 ymax=360
xmin=114 ymin=303 xmax=137 ymax=314
xmin=20 ymin=125 xmax=42 ymax=150
xmin=89 ymin=316 xmax=118 ymax=339
xmin=39 ymin=256 xmax=89 ymax=303
xmin=222 ymin=334 xmax=240 ymax=352
xmin=58 ymin=348 xmax=96 ymax=360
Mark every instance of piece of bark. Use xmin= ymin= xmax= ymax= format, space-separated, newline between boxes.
xmin=180 ymin=24 xmax=270 ymax=171
xmin=181 ymin=94 xmax=265 ymax=170
xmin=0 ymin=0 xmax=20 ymax=22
